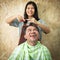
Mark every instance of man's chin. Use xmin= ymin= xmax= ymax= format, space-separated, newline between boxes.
xmin=30 ymin=38 xmax=36 ymax=41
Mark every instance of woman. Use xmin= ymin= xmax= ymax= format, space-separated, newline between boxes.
xmin=6 ymin=1 xmax=50 ymax=45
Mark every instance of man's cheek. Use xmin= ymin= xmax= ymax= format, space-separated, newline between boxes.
xmin=25 ymin=34 xmax=29 ymax=39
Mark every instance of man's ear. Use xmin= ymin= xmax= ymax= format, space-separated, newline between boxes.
xmin=24 ymin=35 xmax=26 ymax=39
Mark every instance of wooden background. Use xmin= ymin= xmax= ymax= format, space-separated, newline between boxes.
xmin=0 ymin=0 xmax=60 ymax=60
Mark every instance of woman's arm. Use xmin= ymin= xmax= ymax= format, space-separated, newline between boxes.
xmin=6 ymin=15 xmax=25 ymax=24
xmin=36 ymin=21 xmax=50 ymax=34
xmin=27 ymin=18 xmax=50 ymax=34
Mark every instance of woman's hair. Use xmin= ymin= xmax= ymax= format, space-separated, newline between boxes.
xmin=24 ymin=1 xmax=39 ymax=21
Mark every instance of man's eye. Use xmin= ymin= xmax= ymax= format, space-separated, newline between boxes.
xmin=34 ymin=29 xmax=38 ymax=31
xmin=28 ymin=29 xmax=31 ymax=31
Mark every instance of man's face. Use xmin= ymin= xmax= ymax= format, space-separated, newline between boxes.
xmin=24 ymin=26 xmax=39 ymax=42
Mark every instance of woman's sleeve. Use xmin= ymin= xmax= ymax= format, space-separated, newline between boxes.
xmin=10 ymin=18 xmax=20 ymax=27
xmin=38 ymin=19 xmax=48 ymax=32
xmin=38 ymin=19 xmax=47 ymax=26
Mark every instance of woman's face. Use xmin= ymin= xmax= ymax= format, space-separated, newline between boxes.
xmin=26 ymin=4 xmax=35 ymax=18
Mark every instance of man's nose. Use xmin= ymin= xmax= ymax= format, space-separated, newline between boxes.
xmin=31 ymin=30 xmax=35 ymax=33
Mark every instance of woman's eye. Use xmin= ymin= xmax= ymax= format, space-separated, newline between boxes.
xmin=27 ymin=7 xmax=30 ymax=9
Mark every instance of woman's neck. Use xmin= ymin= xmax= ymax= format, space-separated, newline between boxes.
xmin=28 ymin=16 xmax=33 ymax=19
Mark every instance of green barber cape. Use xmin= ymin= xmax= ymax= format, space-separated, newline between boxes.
xmin=8 ymin=41 xmax=52 ymax=60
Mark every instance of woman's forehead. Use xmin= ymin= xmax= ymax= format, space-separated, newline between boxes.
xmin=27 ymin=4 xmax=34 ymax=7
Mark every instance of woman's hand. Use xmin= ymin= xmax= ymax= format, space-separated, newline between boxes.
xmin=27 ymin=17 xmax=38 ymax=24
xmin=17 ymin=15 xmax=25 ymax=22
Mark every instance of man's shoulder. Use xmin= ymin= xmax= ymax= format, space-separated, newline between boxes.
xmin=17 ymin=42 xmax=26 ymax=48
xmin=41 ymin=44 xmax=50 ymax=52
xmin=14 ymin=42 xmax=26 ymax=51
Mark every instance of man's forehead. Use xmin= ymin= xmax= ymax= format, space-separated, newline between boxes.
xmin=26 ymin=26 xmax=37 ymax=30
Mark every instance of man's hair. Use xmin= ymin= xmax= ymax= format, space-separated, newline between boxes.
xmin=24 ymin=23 xmax=39 ymax=34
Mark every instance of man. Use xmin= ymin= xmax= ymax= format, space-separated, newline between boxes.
xmin=8 ymin=23 xmax=52 ymax=60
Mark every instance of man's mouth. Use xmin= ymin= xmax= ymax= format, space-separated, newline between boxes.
xmin=30 ymin=34 xmax=36 ymax=37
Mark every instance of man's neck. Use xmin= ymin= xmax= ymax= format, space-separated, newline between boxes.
xmin=27 ymin=41 xmax=37 ymax=46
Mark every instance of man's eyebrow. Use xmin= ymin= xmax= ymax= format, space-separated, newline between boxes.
xmin=27 ymin=28 xmax=31 ymax=30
